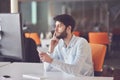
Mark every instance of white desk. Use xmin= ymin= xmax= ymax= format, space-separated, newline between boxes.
xmin=0 ymin=62 xmax=113 ymax=80
xmin=0 ymin=62 xmax=10 ymax=67
xmin=0 ymin=62 xmax=43 ymax=80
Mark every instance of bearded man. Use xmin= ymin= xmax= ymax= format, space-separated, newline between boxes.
xmin=39 ymin=14 xmax=94 ymax=76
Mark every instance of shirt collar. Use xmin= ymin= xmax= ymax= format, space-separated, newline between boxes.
xmin=62 ymin=35 xmax=76 ymax=48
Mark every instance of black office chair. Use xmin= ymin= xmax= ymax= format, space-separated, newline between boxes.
xmin=23 ymin=38 xmax=42 ymax=63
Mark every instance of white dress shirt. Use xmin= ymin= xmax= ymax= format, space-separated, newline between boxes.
xmin=44 ymin=35 xmax=94 ymax=76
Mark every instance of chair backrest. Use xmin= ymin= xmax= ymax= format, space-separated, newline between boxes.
xmin=89 ymin=32 xmax=109 ymax=45
xmin=89 ymin=43 xmax=107 ymax=72
xmin=25 ymin=32 xmax=41 ymax=46
xmin=24 ymin=38 xmax=41 ymax=62
xmin=72 ymin=31 xmax=80 ymax=36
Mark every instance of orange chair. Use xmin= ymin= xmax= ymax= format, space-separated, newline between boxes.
xmin=25 ymin=32 xmax=41 ymax=46
xmin=89 ymin=43 xmax=107 ymax=76
xmin=25 ymin=33 xmax=31 ymax=38
xmin=88 ymin=32 xmax=109 ymax=45
xmin=72 ymin=31 xmax=80 ymax=36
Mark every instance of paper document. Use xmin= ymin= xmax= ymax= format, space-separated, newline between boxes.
xmin=37 ymin=47 xmax=48 ymax=53
xmin=22 ymin=74 xmax=48 ymax=80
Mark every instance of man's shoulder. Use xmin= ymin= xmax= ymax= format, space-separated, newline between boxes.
xmin=74 ymin=36 xmax=89 ymax=45
xmin=75 ymin=36 xmax=87 ymax=41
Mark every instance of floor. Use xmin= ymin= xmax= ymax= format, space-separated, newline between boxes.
xmin=104 ymin=49 xmax=120 ymax=69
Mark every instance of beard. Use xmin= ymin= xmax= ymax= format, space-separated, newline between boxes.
xmin=56 ymin=29 xmax=67 ymax=39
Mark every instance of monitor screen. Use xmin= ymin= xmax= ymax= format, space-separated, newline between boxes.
xmin=0 ymin=13 xmax=24 ymax=61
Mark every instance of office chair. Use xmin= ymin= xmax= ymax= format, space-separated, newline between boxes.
xmin=89 ymin=43 xmax=107 ymax=76
xmin=25 ymin=32 xmax=41 ymax=46
xmin=72 ymin=31 xmax=80 ymax=36
xmin=24 ymin=38 xmax=42 ymax=63
xmin=88 ymin=32 xmax=109 ymax=45
xmin=88 ymin=32 xmax=110 ymax=58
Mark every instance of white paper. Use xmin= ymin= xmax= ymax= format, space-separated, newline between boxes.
xmin=22 ymin=74 xmax=48 ymax=80
xmin=37 ymin=47 xmax=48 ymax=53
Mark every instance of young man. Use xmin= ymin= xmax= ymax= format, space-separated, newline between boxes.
xmin=39 ymin=14 xmax=94 ymax=76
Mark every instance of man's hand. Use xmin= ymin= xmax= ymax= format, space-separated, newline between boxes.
xmin=48 ymin=32 xmax=59 ymax=53
xmin=39 ymin=52 xmax=53 ymax=63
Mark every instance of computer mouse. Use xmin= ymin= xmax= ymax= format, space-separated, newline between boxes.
xmin=3 ymin=75 xmax=11 ymax=78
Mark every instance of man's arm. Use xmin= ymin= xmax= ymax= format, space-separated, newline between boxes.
xmin=50 ymin=41 xmax=93 ymax=76
xmin=39 ymin=39 xmax=94 ymax=76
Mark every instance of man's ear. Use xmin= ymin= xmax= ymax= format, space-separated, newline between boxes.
xmin=67 ymin=26 xmax=72 ymax=32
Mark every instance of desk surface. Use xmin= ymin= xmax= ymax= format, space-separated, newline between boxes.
xmin=0 ymin=62 xmax=10 ymax=67
xmin=0 ymin=62 xmax=113 ymax=80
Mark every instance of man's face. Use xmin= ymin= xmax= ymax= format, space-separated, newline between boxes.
xmin=55 ymin=21 xmax=67 ymax=39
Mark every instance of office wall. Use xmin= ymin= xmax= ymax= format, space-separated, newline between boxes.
xmin=19 ymin=2 xmax=31 ymax=24
xmin=19 ymin=1 xmax=49 ymax=34
xmin=37 ymin=1 xmax=49 ymax=33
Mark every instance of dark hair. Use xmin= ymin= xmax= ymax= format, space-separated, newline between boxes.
xmin=53 ymin=14 xmax=75 ymax=32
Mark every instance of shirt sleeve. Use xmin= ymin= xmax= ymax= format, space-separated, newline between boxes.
xmin=44 ymin=46 xmax=61 ymax=72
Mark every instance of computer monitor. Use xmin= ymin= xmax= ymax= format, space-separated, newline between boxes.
xmin=0 ymin=13 xmax=25 ymax=61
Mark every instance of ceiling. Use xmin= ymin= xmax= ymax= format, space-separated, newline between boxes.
xmin=18 ymin=0 xmax=119 ymax=2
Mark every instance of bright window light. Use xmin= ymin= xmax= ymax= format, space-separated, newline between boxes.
xmin=31 ymin=1 xmax=37 ymax=24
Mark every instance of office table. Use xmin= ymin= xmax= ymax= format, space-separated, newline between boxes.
xmin=0 ymin=62 xmax=10 ymax=67
xmin=0 ymin=62 xmax=113 ymax=80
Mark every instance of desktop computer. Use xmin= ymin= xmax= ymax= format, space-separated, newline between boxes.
xmin=0 ymin=13 xmax=25 ymax=62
